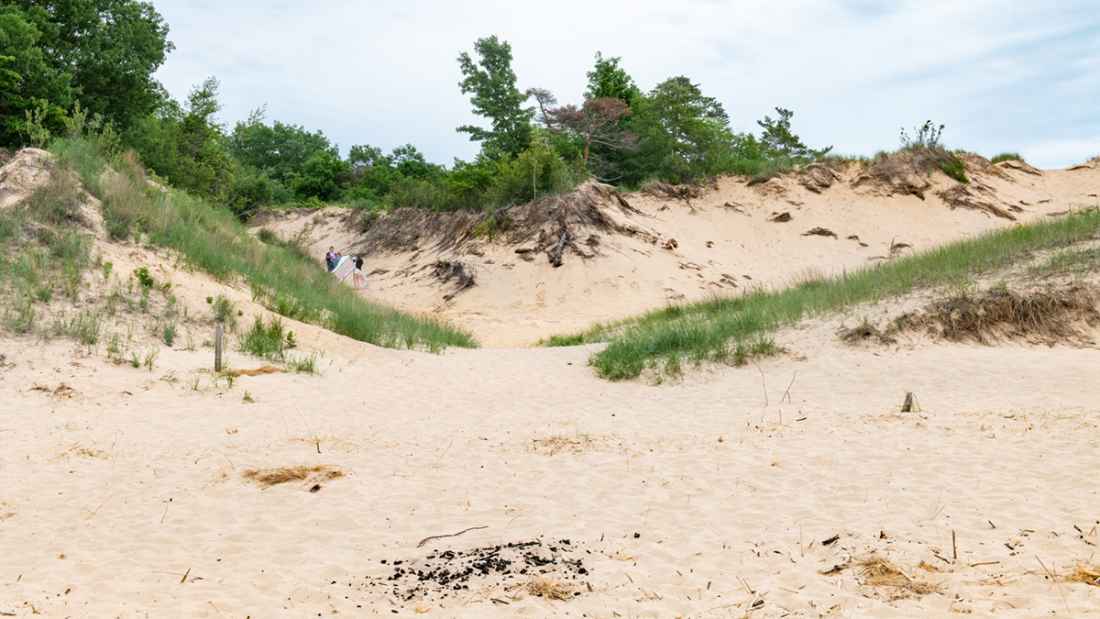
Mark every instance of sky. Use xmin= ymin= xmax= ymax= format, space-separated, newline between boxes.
xmin=151 ymin=0 xmax=1100 ymax=169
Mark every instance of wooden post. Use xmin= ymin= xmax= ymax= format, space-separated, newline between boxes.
xmin=214 ymin=321 xmax=224 ymax=372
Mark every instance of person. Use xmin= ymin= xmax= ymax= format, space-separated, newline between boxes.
xmin=325 ymin=246 xmax=337 ymax=272
xmin=352 ymin=256 xmax=366 ymax=289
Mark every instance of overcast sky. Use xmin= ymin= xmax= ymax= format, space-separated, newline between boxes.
xmin=151 ymin=1 xmax=1099 ymax=169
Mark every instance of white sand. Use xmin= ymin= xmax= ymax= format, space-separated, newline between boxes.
xmin=2 ymin=155 xmax=1099 ymax=617
xmin=2 ymin=326 xmax=1099 ymax=617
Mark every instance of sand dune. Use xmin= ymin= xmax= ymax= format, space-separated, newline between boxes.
xmin=3 ymin=153 xmax=1100 ymax=617
xmin=258 ymin=158 xmax=1100 ymax=345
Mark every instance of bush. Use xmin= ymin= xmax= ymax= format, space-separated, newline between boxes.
xmin=134 ymin=266 xmax=155 ymax=288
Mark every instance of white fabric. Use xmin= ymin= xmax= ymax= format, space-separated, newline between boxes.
xmin=332 ymin=256 xmax=355 ymax=281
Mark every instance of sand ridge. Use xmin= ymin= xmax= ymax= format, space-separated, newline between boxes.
xmin=258 ymin=159 xmax=1100 ymax=346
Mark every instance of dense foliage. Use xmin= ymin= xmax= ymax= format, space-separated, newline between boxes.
xmin=2 ymin=4 xmax=838 ymax=217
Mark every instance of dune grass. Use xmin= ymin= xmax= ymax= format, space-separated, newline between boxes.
xmin=991 ymin=152 xmax=1024 ymax=164
xmin=47 ymin=136 xmax=475 ymax=351
xmin=549 ymin=209 xmax=1100 ymax=380
xmin=0 ymin=173 xmax=93 ymax=334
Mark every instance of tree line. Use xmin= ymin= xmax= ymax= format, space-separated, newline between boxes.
xmin=1 ymin=2 xmax=831 ymax=219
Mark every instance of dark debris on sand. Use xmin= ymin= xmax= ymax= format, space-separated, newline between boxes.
xmin=336 ymin=538 xmax=593 ymax=607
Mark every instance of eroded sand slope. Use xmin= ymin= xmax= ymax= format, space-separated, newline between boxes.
xmin=258 ymin=158 xmax=1100 ymax=345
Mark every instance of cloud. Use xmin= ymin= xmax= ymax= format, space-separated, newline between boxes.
xmin=151 ymin=0 xmax=1099 ymax=168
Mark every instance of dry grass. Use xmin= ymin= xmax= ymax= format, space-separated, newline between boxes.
xmin=893 ymin=284 xmax=1100 ymax=345
xmin=241 ymin=465 xmax=345 ymax=488
xmin=530 ymin=434 xmax=599 ymax=456
xmin=56 ymin=443 xmax=109 ymax=460
xmin=838 ymin=318 xmax=895 ymax=346
xmin=29 ymin=383 xmax=76 ymax=399
xmin=858 ymin=555 xmax=940 ymax=598
xmin=1066 ymin=563 xmax=1100 ymax=587
xmin=527 ymin=578 xmax=574 ymax=600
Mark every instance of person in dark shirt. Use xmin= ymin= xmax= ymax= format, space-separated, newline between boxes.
xmin=324 ymin=246 xmax=337 ymax=272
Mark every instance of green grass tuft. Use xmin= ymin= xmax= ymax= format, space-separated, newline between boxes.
xmin=991 ymin=152 xmax=1024 ymax=164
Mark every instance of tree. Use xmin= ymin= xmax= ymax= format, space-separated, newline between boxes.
xmin=546 ymin=97 xmax=634 ymax=169
xmin=125 ymin=77 xmax=235 ymax=201
xmin=12 ymin=0 xmax=173 ymax=132
xmin=229 ymin=111 xmax=337 ymax=190
xmin=0 ymin=7 xmax=72 ymax=146
xmin=456 ymin=35 xmax=533 ymax=158
xmin=292 ymin=150 xmax=348 ymax=201
xmin=627 ymin=76 xmax=734 ymax=183
xmin=756 ymin=107 xmax=831 ymax=161
xmin=585 ymin=52 xmax=641 ymax=106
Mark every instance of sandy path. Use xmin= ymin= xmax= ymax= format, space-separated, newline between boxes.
xmin=2 ymin=335 xmax=1098 ymax=617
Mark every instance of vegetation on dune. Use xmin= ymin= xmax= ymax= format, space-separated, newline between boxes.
xmin=5 ymin=113 xmax=475 ymax=351
xmin=547 ymin=209 xmax=1100 ymax=380
xmin=991 ymin=152 xmax=1024 ymax=164
xmin=0 ymin=172 xmax=92 ymax=335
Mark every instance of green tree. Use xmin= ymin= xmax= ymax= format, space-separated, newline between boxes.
xmin=12 ymin=0 xmax=173 ymax=132
xmin=230 ymin=110 xmax=337 ymax=190
xmin=292 ymin=150 xmax=348 ymax=201
xmin=585 ymin=53 xmax=641 ymax=106
xmin=756 ymin=107 xmax=831 ymax=161
xmin=456 ymin=35 xmax=533 ymax=158
xmin=0 ymin=7 xmax=72 ymax=146
xmin=627 ymin=76 xmax=734 ymax=183
xmin=125 ymin=77 xmax=236 ymax=201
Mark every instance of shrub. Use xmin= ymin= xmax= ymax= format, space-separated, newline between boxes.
xmin=134 ymin=266 xmax=155 ymax=288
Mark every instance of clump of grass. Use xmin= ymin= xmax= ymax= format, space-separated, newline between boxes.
xmin=63 ymin=312 xmax=102 ymax=346
xmin=286 ymin=353 xmax=318 ymax=374
xmin=240 ymin=316 xmax=291 ymax=360
xmin=49 ymin=136 xmax=473 ymax=351
xmin=567 ymin=208 xmax=1100 ymax=379
xmin=991 ymin=152 xmax=1024 ymax=164
xmin=134 ymin=266 xmax=154 ymax=289
xmin=3 ymin=295 xmax=36 ymax=334
xmin=208 ymin=294 xmax=238 ymax=331
xmin=22 ymin=172 xmax=85 ymax=226
xmin=938 ymin=155 xmax=969 ymax=184
xmin=162 ymin=322 xmax=177 ymax=346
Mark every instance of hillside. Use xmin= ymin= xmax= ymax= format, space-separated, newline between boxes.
xmin=256 ymin=155 xmax=1100 ymax=346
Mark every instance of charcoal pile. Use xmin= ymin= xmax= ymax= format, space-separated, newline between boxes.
xmin=345 ymin=538 xmax=592 ymax=605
